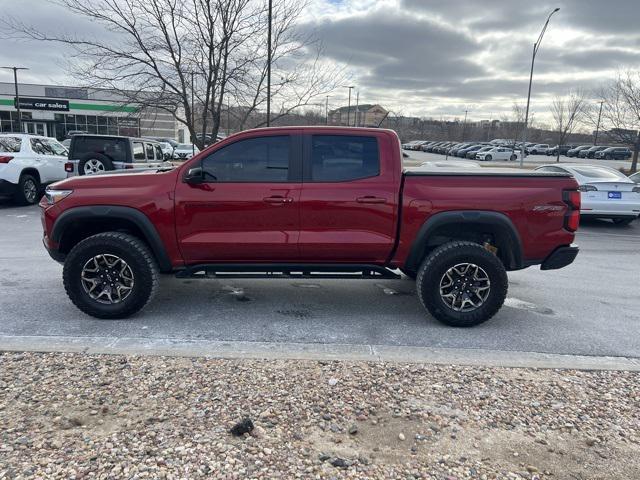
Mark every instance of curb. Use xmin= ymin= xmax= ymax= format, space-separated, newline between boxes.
xmin=1 ymin=335 xmax=639 ymax=371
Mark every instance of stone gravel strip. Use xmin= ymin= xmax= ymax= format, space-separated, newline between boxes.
xmin=1 ymin=352 xmax=639 ymax=479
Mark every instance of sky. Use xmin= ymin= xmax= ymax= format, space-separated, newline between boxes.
xmin=1 ymin=0 xmax=639 ymax=124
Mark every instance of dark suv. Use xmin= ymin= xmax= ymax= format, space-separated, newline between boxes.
xmin=594 ymin=147 xmax=632 ymax=160
xmin=66 ymin=135 xmax=170 ymax=176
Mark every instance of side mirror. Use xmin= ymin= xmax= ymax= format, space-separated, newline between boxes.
xmin=184 ymin=166 xmax=204 ymax=184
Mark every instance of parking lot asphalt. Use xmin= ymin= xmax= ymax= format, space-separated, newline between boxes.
xmin=0 ymin=199 xmax=638 ymax=361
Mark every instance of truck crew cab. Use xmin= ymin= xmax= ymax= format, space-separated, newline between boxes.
xmin=41 ymin=127 xmax=580 ymax=327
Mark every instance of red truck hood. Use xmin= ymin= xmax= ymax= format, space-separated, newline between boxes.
xmin=51 ymin=169 xmax=176 ymax=190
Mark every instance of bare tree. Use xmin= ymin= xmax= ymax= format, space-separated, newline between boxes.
xmin=587 ymin=71 xmax=640 ymax=173
xmin=550 ymin=89 xmax=587 ymax=162
xmin=3 ymin=0 xmax=343 ymax=149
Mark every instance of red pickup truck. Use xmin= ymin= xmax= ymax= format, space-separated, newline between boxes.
xmin=41 ymin=127 xmax=580 ymax=327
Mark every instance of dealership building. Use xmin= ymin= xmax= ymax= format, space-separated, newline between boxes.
xmin=0 ymin=82 xmax=185 ymax=141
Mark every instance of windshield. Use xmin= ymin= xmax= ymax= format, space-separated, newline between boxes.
xmin=0 ymin=137 xmax=22 ymax=152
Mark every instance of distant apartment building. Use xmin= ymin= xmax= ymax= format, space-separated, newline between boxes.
xmin=328 ymin=104 xmax=388 ymax=127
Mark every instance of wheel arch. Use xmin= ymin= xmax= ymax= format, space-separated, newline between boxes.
xmin=404 ymin=210 xmax=524 ymax=272
xmin=20 ymin=167 xmax=41 ymax=183
xmin=51 ymin=206 xmax=173 ymax=272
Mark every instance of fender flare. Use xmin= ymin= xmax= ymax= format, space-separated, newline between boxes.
xmin=51 ymin=205 xmax=173 ymax=272
xmin=404 ymin=210 xmax=524 ymax=272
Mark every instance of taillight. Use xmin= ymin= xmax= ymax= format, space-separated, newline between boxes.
xmin=0 ymin=155 xmax=13 ymax=164
xmin=64 ymin=162 xmax=74 ymax=172
xmin=562 ymin=190 xmax=581 ymax=232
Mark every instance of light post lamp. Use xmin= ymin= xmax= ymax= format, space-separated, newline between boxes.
xmin=520 ymin=7 xmax=560 ymax=167
xmin=1 ymin=66 xmax=29 ymax=132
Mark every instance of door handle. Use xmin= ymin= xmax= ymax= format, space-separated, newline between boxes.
xmin=263 ymin=195 xmax=293 ymax=204
xmin=356 ymin=196 xmax=386 ymax=204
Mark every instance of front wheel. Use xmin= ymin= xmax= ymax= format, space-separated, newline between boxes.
xmin=416 ymin=241 xmax=508 ymax=327
xmin=510 ymin=154 xmax=517 ymax=161
xmin=16 ymin=174 xmax=40 ymax=205
xmin=63 ymin=232 xmax=159 ymax=319
xmin=484 ymin=154 xmax=492 ymax=161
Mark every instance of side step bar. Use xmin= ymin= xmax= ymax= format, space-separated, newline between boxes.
xmin=175 ymin=263 xmax=401 ymax=280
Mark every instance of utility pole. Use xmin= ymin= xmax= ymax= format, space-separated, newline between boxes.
xmin=266 ymin=0 xmax=272 ymax=127
xmin=325 ymin=96 xmax=329 ymax=125
xmin=191 ymin=70 xmax=195 ymax=156
xmin=354 ymin=91 xmax=359 ymax=127
xmin=594 ymin=100 xmax=604 ymax=145
xmin=344 ymin=86 xmax=354 ymax=126
xmin=1 ymin=66 xmax=29 ymax=132
xmin=521 ymin=7 xmax=560 ymax=167
xmin=461 ymin=110 xmax=468 ymax=141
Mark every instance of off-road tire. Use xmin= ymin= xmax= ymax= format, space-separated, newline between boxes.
xmin=416 ymin=241 xmax=508 ymax=327
xmin=63 ymin=232 xmax=159 ymax=319
xmin=16 ymin=173 xmax=40 ymax=205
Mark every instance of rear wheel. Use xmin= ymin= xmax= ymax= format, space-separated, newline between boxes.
xmin=63 ymin=232 xmax=159 ymax=319
xmin=16 ymin=174 xmax=40 ymax=205
xmin=416 ymin=241 xmax=508 ymax=327
xmin=510 ymin=154 xmax=517 ymax=161
xmin=612 ymin=218 xmax=634 ymax=226
xmin=484 ymin=154 xmax=492 ymax=161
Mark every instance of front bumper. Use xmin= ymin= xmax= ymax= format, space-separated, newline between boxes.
xmin=0 ymin=179 xmax=17 ymax=198
xmin=540 ymin=244 xmax=579 ymax=270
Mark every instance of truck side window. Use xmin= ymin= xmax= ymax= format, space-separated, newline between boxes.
xmin=145 ymin=143 xmax=155 ymax=161
xmin=201 ymin=136 xmax=290 ymax=182
xmin=132 ymin=142 xmax=145 ymax=160
xmin=310 ymin=135 xmax=379 ymax=182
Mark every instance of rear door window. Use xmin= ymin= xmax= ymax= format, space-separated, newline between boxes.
xmin=309 ymin=135 xmax=379 ymax=182
xmin=145 ymin=143 xmax=155 ymax=161
xmin=74 ymin=137 xmax=127 ymax=162
xmin=132 ymin=142 xmax=145 ymax=161
xmin=0 ymin=137 xmax=21 ymax=152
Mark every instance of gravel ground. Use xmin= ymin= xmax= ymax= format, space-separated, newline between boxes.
xmin=1 ymin=353 xmax=639 ymax=480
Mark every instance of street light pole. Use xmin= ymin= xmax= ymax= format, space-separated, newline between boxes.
xmin=191 ymin=70 xmax=195 ymax=156
xmin=2 ymin=66 xmax=29 ymax=133
xmin=344 ymin=86 xmax=354 ymax=126
xmin=266 ymin=0 xmax=272 ymax=127
xmin=354 ymin=91 xmax=359 ymax=127
xmin=461 ymin=109 xmax=468 ymax=141
xmin=594 ymin=100 xmax=604 ymax=145
xmin=325 ymin=95 xmax=329 ymax=125
xmin=520 ymin=7 xmax=560 ymax=168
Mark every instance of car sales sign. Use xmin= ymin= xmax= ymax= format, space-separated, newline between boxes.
xmin=14 ymin=97 xmax=70 ymax=112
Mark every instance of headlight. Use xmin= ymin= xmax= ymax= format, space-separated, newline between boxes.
xmin=44 ymin=187 xmax=73 ymax=205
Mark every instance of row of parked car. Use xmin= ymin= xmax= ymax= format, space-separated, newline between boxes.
xmin=403 ymin=139 xmax=634 ymax=161
xmin=0 ymin=132 xmax=205 ymax=205
xmin=402 ymin=140 xmax=521 ymax=161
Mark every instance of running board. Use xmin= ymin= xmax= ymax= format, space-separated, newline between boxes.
xmin=175 ymin=263 xmax=401 ymax=280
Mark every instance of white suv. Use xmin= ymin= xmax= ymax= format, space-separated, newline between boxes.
xmin=0 ymin=134 xmax=69 ymax=205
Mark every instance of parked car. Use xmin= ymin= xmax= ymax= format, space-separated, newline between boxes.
xmin=476 ymin=147 xmax=520 ymax=162
xmin=456 ymin=144 xmax=480 ymax=158
xmin=41 ymin=126 xmax=580 ymax=326
xmin=536 ymin=164 xmax=640 ymax=225
xmin=0 ymin=134 xmax=68 ymax=205
xmin=547 ymin=145 xmax=576 ymax=156
xmin=402 ymin=140 xmax=422 ymax=150
xmin=462 ymin=144 xmax=486 ymax=158
xmin=471 ymin=146 xmax=495 ymax=158
xmin=157 ymin=141 xmax=176 ymax=160
xmin=526 ymin=144 xmax=550 ymax=155
xmin=449 ymin=143 xmax=471 ymax=157
xmin=173 ymin=143 xmax=201 ymax=160
xmin=579 ymin=146 xmax=609 ymax=159
xmin=594 ymin=147 xmax=632 ymax=160
xmin=419 ymin=141 xmax=437 ymax=152
xmin=566 ymin=145 xmax=591 ymax=157
xmin=66 ymin=135 xmax=170 ymax=176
